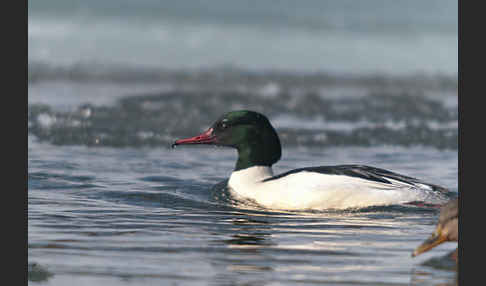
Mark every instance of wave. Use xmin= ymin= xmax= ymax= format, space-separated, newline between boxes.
xmin=29 ymin=61 xmax=458 ymax=88
xmin=28 ymin=82 xmax=457 ymax=149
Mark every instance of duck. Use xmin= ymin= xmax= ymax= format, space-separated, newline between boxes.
xmin=172 ymin=110 xmax=450 ymax=210
xmin=412 ymin=198 xmax=458 ymax=262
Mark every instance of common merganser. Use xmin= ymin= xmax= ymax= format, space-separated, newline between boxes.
xmin=412 ymin=198 xmax=458 ymax=262
xmin=172 ymin=110 xmax=450 ymax=210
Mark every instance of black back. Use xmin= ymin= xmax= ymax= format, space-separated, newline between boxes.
xmin=263 ymin=164 xmax=449 ymax=193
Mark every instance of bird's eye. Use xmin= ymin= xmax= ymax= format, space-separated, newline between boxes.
xmin=218 ymin=119 xmax=230 ymax=130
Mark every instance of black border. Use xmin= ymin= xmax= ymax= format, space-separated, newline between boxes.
xmin=17 ymin=0 xmax=28 ymax=285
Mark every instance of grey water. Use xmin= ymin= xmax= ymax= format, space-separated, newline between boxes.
xmin=28 ymin=1 xmax=458 ymax=285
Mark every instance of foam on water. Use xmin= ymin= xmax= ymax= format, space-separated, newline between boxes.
xmin=28 ymin=74 xmax=458 ymax=149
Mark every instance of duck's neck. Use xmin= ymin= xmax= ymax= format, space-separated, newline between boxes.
xmin=235 ymin=150 xmax=266 ymax=171
xmin=234 ymin=143 xmax=280 ymax=171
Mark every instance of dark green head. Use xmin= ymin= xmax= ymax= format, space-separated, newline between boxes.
xmin=173 ymin=110 xmax=281 ymax=170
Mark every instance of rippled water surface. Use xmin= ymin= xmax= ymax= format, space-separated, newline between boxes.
xmin=29 ymin=137 xmax=458 ymax=286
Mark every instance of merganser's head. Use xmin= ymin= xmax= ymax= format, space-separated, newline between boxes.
xmin=173 ymin=110 xmax=281 ymax=170
xmin=412 ymin=198 xmax=458 ymax=259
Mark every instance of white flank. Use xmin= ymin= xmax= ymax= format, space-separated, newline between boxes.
xmin=228 ymin=166 xmax=444 ymax=210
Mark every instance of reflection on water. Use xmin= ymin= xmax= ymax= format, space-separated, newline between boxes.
xmin=420 ymin=250 xmax=458 ymax=271
xmin=206 ymin=208 xmax=459 ymax=285
xmin=410 ymin=267 xmax=458 ymax=286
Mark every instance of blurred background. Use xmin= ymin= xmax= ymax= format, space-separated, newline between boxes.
xmin=29 ymin=0 xmax=457 ymax=73
xmin=28 ymin=0 xmax=457 ymax=149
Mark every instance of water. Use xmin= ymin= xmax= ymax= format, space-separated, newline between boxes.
xmin=29 ymin=141 xmax=458 ymax=285
xmin=28 ymin=1 xmax=458 ymax=285
xmin=28 ymin=0 xmax=457 ymax=75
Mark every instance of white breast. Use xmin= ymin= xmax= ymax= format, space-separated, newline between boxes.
xmin=228 ymin=166 xmax=445 ymax=210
